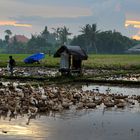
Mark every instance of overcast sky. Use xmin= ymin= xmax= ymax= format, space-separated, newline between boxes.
xmin=0 ymin=0 xmax=140 ymax=40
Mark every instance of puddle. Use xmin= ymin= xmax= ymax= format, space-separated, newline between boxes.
xmin=0 ymin=109 xmax=140 ymax=140
xmin=82 ymin=84 xmax=140 ymax=96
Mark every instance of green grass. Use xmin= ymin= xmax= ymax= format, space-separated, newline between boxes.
xmin=0 ymin=54 xmax=140 ymax=69
xmin=83 ymin=54 xmax=140 ymax=69
xmin=0 ymin=54 xmax=60 ymax=67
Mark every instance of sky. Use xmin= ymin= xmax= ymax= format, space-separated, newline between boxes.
xmin=0 ymin=0 xmax=140 ymax=40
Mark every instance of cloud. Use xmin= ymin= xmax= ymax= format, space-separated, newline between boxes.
xmin=123 ymin=0 xmax=140 ymax=21
xmin=10 ymin=0 xmax=124 ymax=29
xmin=132 ymin=35 xmax=140 ymax=40
xmin=125 ymin=20 xmax=140 ymax=28
xmin=13 ymin=0 xmax=93 ymax=7
xmin=0 ymin=0 xmax=92 ymax=19
xmin=10 ymin=15 xmax=98 ymax=36
xmin=0 ymin=21 xmax=32 ymax=27
xmin=11 ymin=15 xmax=96 ymax=25
xmin=1 ymin=0 xmax=127 ymax=38
xmin=0 ymin=0 xmax=140 ymax=39
xmin=125 ymin=20 xmax=140 ymax=40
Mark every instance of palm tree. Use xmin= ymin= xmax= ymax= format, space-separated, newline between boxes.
xmin=41 ymin=26 xmax=50 ymax=40
xmin=4 ymin=29 xmax=12 ymax=43
xmin=80 ymin=24 xmax=99 ymax=53
xmin=80 ymin=24 xmax=91 ymax=53
xmin=52 ymin=26 xmax=72 ymax=45
xmin=90 ymin=24 xmax=99 ymax=54
xmin=5 ymin=29 xmax=12 ymax=36
xmin=52 ymin=27 xmax=61 ymax=42
xmin=59 ymin=26 xmax=72 ymax=45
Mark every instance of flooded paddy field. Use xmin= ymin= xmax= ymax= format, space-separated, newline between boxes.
xmin=1 ymin=108 xmax=140 ymax=140
xmin=0 ymin=67 xmax=59 ymax=77
xmin=0 ymin=67 xmax=140 ymax=82
xmin=0 ymin=81 xmax=140 ymax=140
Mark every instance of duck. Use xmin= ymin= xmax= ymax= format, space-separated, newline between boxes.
xmin=0 ymin=104 xmax=9 ymax=113
xmin=106 ymin=87 xmax=111 ymax=94
xmin=116 ymin=103 xmax=126 ymax=108
xmin=62 ymin=102 xmax=70 ymax=109
xmin=28 ymin=106 xmax=38 ymax=116
xmin=115 ymin=99 xmax=126 ymax=108
xmin=52 ymin=103 xmax=63 ymax=112
xmin=103 ymin=98 xmax=114 ymax=108
xmin=86 ymin=103 xmax=96 ymax=109
xmin=76 ymin=102 xmax=84 ymax=110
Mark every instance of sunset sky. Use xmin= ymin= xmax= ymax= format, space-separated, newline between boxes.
xmin=0 ymin=0 xmax=140 ymax=40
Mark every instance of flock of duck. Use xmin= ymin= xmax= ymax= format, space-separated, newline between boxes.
xmin=106 ymin=74 xmax=140 ymax=81
xmin=0 ymin=67 xmax=59 ymax=77
xmin=0 ymin=81 xmax=140 ymax=120
xmin=1 ymin=67 xmax=140 ymax=82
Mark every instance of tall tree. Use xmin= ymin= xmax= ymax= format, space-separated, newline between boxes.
xmin=80 ymin=24 xmax=99 ymax=53
xmin=5 ymin=35 xmax=9 ymax=44
xmin=90 ymin=24 xmax=99 ymax=54
xmin=52 ymin=27 xmax=60 ymax=42
xmin=41 ymin=26 xmax=56 ymax=45
xmin=5 ymin=29 xmax=12 ymax=36
xmin=4 ymin=29 xmax=12 ymax=53
xmin=59 ymin=26 xmax=72 ymax=45
xmin=4 ymin=29 xmax=12 ymax=43
xmin=41 ymin=26 xmax=50 ymax=41
xmin=80 ymin=24 xmax=91 ymax=53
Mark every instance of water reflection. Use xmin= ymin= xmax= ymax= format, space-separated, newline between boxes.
xmin=0 ymin=83 xmax=140 ymax=140
xmin=82 ymin=84 xmax=140 ymax=95
xmin=0 ymin=113 xmax=50 ymax=140
xmin=0 ymin=110 xmax=91 ymax=139
xmin=0 ymin=108 xmax=140 ymax=140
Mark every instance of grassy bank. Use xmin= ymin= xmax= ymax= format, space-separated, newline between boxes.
xmin=83 ymin=54 xmax=140 ymax=69
xmin=0 ymin=54 xmax=140 ymax=69
xmin=0 ymin=54 xmax=59 ymax=67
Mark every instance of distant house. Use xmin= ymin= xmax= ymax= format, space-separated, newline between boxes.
xmin=54 ymin=45 xmax=88 ymax=75
xmin=126 ymin=44 xmax=140 ymax=54
xmin=9 ymin=35 xmax=29 ymax=44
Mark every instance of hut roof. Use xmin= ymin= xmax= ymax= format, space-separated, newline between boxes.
xmin=9 ymin=35 xmax=29 ymax=43
xmin=127 ymin=44 xmax=140 ymax=53
xmin=54 ymin=45 xmax=88 ymax=60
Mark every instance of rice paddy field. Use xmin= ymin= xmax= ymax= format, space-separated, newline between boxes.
xmin=0 ymin=54 xmax=140 ymax=140
xmin=84 ymin=54 xmax=140 ymax=69
xmin=0 ymin=54 xmax=140 ymax=69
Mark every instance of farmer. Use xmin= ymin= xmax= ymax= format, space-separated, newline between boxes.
xmin=8 ymin=56 xmax=16 ymax=75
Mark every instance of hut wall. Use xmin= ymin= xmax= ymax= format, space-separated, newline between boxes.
xmin=60 ymin=51 xmax=69 ymax=69
xmin=72 ymin=56 xmax=82 ymax=70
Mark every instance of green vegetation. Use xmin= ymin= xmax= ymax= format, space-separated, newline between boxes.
xmin=0 ymin=54 xmax=140 ymax=85
xmin=0 ymin=54 xmax=140 ymax=70
xmin=0 ymin=26 xmax=72 ymax=54
xmin=0 ymin=54 xmax=59 ymax=67
xmin=0 ymin=24 xmax=139 ymax=54
xmin=83 ymin=54 xmax=140 ymax=69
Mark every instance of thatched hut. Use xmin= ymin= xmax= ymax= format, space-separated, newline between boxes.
xmin=54 ymin=45 xmax=88 ymax=75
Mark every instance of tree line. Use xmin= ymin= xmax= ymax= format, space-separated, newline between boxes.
xmin=0 ymin=24 xmax=139 ymax=54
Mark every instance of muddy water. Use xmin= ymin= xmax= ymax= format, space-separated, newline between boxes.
xmin=0 ymin=109 xmax=140 ymax=140
xmin=1 ymin=85 xmax=140 ymax=140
